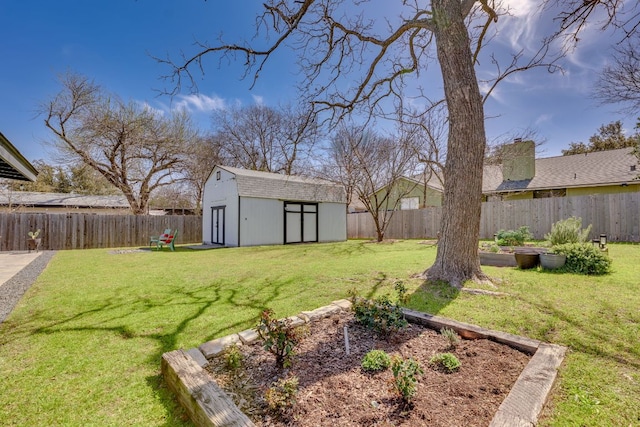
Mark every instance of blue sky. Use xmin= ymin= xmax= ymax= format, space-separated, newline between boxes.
xmin=1 ymin=1 xmax=637 ymax=166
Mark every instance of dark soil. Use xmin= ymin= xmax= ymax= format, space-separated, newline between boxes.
xmin=206 ymin=311 xmax=530 ymax=427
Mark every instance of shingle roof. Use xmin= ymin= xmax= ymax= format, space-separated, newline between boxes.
xmin=482 ymin=148 xmax=639 ymax=193
xmin=0 ymin=192 xmax=130 ymax=208
xmin=217 ymin=166 xmax=346 ymax=203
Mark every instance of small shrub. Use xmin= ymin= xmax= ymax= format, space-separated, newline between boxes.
xmin=361 ymin=349 xmax=391 ymax=372
xmin=256 ymin=309 xmax=306 ymax=368
xmin=552 ymin=243 xmax=612 ymax=275
xmin=440 ymin=327 xmax=460 ymax=349
xmin=390 ymin=355 xmax=424 ymax=403
xmin=350 ymin=289 xmax=408 ymax=337
xmin=545 ymin=216 xmax=592 ymax=246
xmin=430 ymin=352 xmax=461 ymax=373
xmin=495 ymin=226 xmax=532 ymax=246
xmin=223 ymin=344 xmax=243 ymax=371
xmin=265 ymin=376 xmax=299 ymax=416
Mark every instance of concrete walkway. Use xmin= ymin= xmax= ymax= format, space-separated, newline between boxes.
xmin=0 ymin=251 xmax=42 ymax=287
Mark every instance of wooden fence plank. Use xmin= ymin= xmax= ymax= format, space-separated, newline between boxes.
xmin=347 ymin=193 xmax=640 ymax=242
xmin=0 ymin=213 xmax=203 ymax=251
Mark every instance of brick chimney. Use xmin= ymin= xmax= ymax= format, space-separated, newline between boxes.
xmin=502 ymin=139 xmax=535 ymax=181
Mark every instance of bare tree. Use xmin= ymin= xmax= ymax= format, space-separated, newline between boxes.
xmin=322 ymin=124 xmax=419 ymax=242
xmin=211 ymin=103 xmax=319 ymax=174
xmin=181 ymin=134 xmax=225 ymax=214
xmin=40 ymin=72 xmax=198 ymax=214
xmin=594 ymin=36 xmax=640 ymax=113
xmin=160 ymin=0 xmax=639 ymax=287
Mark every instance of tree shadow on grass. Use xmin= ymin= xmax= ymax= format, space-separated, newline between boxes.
xmin=516 ymin=293 xmax=640 ymax=369
xmin=405 ymin=280 xmax=461 ymax=316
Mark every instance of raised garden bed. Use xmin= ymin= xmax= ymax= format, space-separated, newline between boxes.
xmin=162 ymin=301 xmax=566 ymax=427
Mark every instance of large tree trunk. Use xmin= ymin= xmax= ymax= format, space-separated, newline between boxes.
xmin=422 ymin=0 xmax=490 ymax=287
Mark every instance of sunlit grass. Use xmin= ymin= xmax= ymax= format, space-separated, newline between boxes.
xmin=0 ymin=241 xmax=638 ymax=426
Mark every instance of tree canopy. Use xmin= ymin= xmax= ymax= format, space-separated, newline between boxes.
xmin=562 ymin=121 xmax=639 ymax=155
xmin=40 ymin=72 xmax=199 ymax=214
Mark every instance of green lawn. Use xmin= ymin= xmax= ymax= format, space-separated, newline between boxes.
xmin=0 ymin=241 xmax=638 ymax=426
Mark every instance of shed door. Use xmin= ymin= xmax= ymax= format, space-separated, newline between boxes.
xmin=284 ymin=202 xmax=318 ymax=244
xmin=210 ymin=206 xmax=225 ymax=245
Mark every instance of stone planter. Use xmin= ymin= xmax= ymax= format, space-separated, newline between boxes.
xmin=479 ymin=252 xmax=517 ymax=267
xmin=27 ymin=238 xmax=41 ymax=253
xmin=514 ymin=251 xmax=540 ymax=269
xmin=539 ymin=253 xmax=566 ymax=270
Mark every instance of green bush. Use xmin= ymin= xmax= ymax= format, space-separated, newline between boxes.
xmin=256 ymin=309 xmax=306 ymax=368
xmin=430 ymin=352 xmax=461 ymax=373
xmin=440 ymin=327 xmax=460 ymax=349
xmin=361 ymin=349 xmax=391 ymax=372
xmin=552 ymin=243 xmax=612 ymax=275
xmin=349 ymin=287 xmax=408 ymax=337
xmin=390 ymin=355 xmax=424 ymax=403
xmin=265 ymin=376 xmax=299 ymax=416
xmin=223 ymin=344 xmax=243 ymax=371
xmin=495 ymin=226 xmax=532 ymax=246
xmin=545 ymin=216 xmax=592 ymax=246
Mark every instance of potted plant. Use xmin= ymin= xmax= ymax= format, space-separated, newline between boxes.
xmin=539 ymin=250 xmax=567 ymax=270
xmin=27 ymin=229 xmax=41 ymax=252
xmin=514 ymin=249 xmax=540 ymax=269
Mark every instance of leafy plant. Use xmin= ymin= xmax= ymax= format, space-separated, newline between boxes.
xmin=264 ymin=376 xmax=299 ymax=417
xmin=545 ymin=216 xmax=592 ymax=246
xmin=223 ymin=344 xmax=243 ymax=371
xmin=440 ymin=327 xmax=460 ymax=349
xmin=552 ymin=243 xmax=612 ymax=275
xmin=430 ymin=352 xmax=461 ymax=373
xmin=495 ymin=226 xmax=532 ymax=246
xmin=390 ymin=355 xmax=423 ymax=403
xmin=349 ymin=287 xmax=408 ymax=337
xmin=361 ymin=349 xmax=391 ymax=372
xmin=255 ymin=309 xmax=306 ymax=368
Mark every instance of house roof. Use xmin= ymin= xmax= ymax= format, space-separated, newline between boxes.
xmin=0 ymin=132 xmax=38 ymax=182
xmin=406 ymin=173 xmax=445 ymax=192
xmin=483 ymin=148 xmax=640 ymax=193
xmin=0 ymin=191 xmax=130 ymax=209
xmin=216 ymin=166 xmax=346 ymax=203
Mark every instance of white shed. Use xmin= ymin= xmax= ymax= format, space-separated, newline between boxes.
xmin=202 ymin=166 xmax=347 ymax=247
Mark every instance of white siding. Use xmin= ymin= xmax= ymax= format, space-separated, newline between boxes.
xmin=202 ymin=167 xmax=240 ymax=246
xmin=318 ymin=202 xmax=347 ymax=242
xmin=239 ymin=197 xmax=284 ymax=246
xmin=203 ymin=166 xmax=347 ymax=247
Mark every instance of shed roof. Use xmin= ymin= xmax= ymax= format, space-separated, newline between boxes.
xmin=216 ymin=166 xmax=346 ymax=203
xmin=483 ymin=147 xmax=639 ymax=193
xmin=0 ymin=132 xmax=38 ymax=181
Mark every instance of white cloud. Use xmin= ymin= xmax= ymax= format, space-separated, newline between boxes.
xmin=498 ymin=0 xmax=541 ymax=51
xmin=535 ymin=114 xmax=552 ymax=126
xmin=174 ymin=93 xmax=226 ymax=113
xmin=252 ymin=94 xmax=265 ymax=105
xmin=137 ymin=101 xmax=166 ymax=118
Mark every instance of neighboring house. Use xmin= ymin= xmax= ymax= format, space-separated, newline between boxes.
xmin=0 ymin=191 xmax=132 ymax=214
xmin=0 ymin=132 xmax=38 ymax=181
xmin=483 ymin=141 xmax=640 ymax=200
xmin=366 ymin=140 xmax=639 ymax=210
xmin=371 ymin=174 xmax=444 ymax=211
xmin=202 ymin=166 xmax=347 ymax=247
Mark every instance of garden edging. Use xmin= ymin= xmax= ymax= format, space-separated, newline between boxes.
xmin=161 ymin=300 xmax=566 ymax=427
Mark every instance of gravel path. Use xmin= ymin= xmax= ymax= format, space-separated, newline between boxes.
xmin=0 ymin=251 xmax=56 ymax=324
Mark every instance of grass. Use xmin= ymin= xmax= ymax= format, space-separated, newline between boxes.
xmin=0 ymin=240 xmax=638 ymax=426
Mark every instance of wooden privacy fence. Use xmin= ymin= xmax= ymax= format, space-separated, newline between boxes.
xmin=348 ymin=192 xmax=640 ymax=242
xmin=0 ymin=213 xmax=203 ymax=251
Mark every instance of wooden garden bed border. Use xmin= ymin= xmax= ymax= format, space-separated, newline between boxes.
xmin=161 ymin=300 xmax=566 ymax=427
